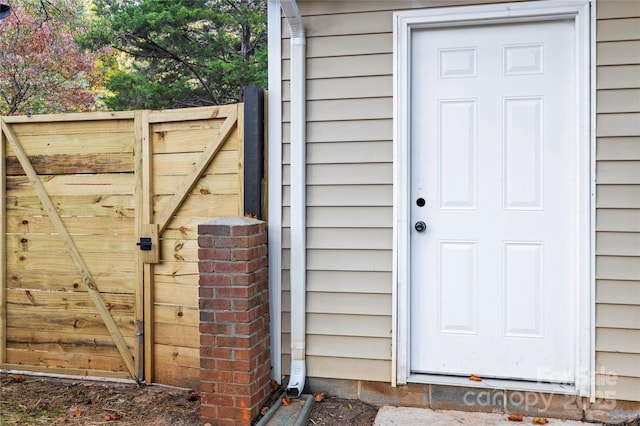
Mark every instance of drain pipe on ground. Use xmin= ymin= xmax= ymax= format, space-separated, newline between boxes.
xmin=279 ymin=0 xmax=307 ymax=398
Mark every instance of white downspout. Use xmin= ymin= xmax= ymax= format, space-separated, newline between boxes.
xmin=267 ymin=0 xmax=282 ymax=384
xmin=280 ymin=0 xmax=306 ymax=397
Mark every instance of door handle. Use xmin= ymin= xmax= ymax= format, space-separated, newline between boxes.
xmin=415 ymin=221 xmax=427 ymax=232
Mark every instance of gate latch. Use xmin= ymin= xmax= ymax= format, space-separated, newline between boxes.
xmin=138 ymin=224 xmax=160 ymax=264
xmin=137 ymin=237 xmax=152 ymax=251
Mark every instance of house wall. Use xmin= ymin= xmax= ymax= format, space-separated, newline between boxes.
xmin=594 ymin=0 xmax=640 ymax=403
xmin=278 ymin=0 xmax=640 ymax=401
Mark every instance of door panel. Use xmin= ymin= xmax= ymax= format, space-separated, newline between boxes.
xmin=410 ymin=20 xmax=578 ymax=382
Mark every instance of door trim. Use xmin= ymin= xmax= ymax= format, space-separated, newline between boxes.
xmin=392 ymin=0 xmax=593 ymax=396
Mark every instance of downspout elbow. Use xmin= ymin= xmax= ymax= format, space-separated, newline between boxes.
xmin=287 ymin=359 xmax=306 ymax=397
xmin=280 ymin=0 xmax=305 ymax=39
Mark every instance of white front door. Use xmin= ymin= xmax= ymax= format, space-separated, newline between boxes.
xmin=410 ymin=19 xmax=578 ymax=383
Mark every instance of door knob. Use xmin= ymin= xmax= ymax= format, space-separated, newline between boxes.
xmin=415 ymin=221 xmax=427 ymax=232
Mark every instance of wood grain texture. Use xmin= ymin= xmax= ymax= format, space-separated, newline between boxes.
xmin=1 ymin=105 xmax=247 ymax=387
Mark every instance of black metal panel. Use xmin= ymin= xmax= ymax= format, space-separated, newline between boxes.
xmin=0 ymin=4 xmax=10 ymax=20
xmin=243 ymin=85 xmax=265 ymax=219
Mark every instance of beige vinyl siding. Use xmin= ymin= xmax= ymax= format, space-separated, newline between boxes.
xmin=279 ymin=1 xmax=411 ymax=382
xmin=278 ymin=0 xmax=640 ymax=397
xmin=597 ymin=137 xmax=640 ymax=160
xmin=278 ymin=0 xmax=533 ymax=384
xmin=595 ymin=0 xmax=640 ymax=402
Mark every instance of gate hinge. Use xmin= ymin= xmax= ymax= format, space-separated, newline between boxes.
xmin=135 ymin=320 xmax=144 ymax=383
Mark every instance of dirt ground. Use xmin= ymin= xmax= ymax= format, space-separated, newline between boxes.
xmin=0 ymin=373 xmax=378 ymax=425
xmin=306 ymin=396 xmax=378 ymax=426
xmin=0 ymin=373 xmax=200 ymax=425
xmin=2 ymin=373 xmax=638 ymax=426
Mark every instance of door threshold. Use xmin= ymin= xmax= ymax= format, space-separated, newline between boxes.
xmin=408 ymin=373 xmax=579 ymax=395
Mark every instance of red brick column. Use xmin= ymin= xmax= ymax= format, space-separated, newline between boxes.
xmin=198 ymin=217 xmax=271 ymax=426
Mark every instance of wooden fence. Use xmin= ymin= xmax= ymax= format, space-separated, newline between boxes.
xmin=0 ymin=102 xmax=261 ymax=389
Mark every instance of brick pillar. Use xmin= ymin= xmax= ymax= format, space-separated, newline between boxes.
xmin=198 ymin=217 xmax=271 ymax=426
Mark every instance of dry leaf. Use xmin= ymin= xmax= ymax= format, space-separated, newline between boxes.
xmin=74 ymin=409 xmax=82 ymax=417
xmin=11 ymin=375 xmax=25 ymax=383
xmin=270 ymin=380 xmax=279 ymax=392
xmin=281 ymin=395 xmax=292 ymax=406
xmin=260 ymin=406 xmax=270 ymax=416
xmin=533 ymin=417 xmax=549 ymax=424
xmin=105 ymin=413 xmax=122 ymax=421
xmin=469 ymin=375 xmax=483 ymax=382
xmin=507 ymin=413 xmax=524 ymax=422
xmin=313 ymin=391 xmax=327 ymax=402
xmin=348 ymin=403 xmax=353 ymax=409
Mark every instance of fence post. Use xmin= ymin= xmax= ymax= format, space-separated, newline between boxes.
xmin=243 ymin=85 xmax=265 ymax=219
xmin=198 ymin=216 xmax=271 ymax=426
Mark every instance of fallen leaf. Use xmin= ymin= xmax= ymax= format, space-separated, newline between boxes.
xmin=87 ymin=399 xmax=99 ymax=405
xmin=260 ymin=406 xmax=270 ymax=416
xmin=507 ymin=413 xmax=523 ymax=422
xmin=348 ymin=403 xmax=353 ymax=409
xmin=105 ymin=413 xmax=123 ymax=421
xmin=11 ymin=375 xmax=25 ymax=383
xmin=270 ymin=380 xmax=279 ymax=392
xmin=313 ymin=391 xmax=327 ymax=402
xmin=533 ymin=417 xmax=549 ymax=424
xmin=74 ymin=409 xmax=82 ymax=417
xmin=281 ymin=395 xmax=291 ymax=406
xmin=469 ymin=375 xmax=483 ymax=382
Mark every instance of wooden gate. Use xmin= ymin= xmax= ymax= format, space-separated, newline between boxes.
xmin=0 ymin=105 xmax=244 ymax=388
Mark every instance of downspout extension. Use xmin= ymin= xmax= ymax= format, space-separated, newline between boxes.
xmin=280 ymin=0 xmax=307 ymax=398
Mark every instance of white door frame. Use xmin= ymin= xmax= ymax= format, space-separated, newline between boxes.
xmin=393 ymin=0 xmax=594 ymax=396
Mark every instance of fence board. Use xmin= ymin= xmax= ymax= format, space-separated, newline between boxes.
xmin=6 ymin=310 xmax=135 ymax=337
xmin=5 ymin=132 xmax=134 ymax=155
xmin=153 ymin=175 xmax=240 ymax=196
xmin=7 ymin=195 xmax=136 ymax=218
xmin=152 ymin=127 xmax=241 ymax=154
xmin=6 ymin=153 xmax=134 ymax=176
xmin=6 ymin=349 xmax=129 ymax=372
xmin=1 ymin=103 xmax=250 ymax=388
xmin=8 ymin=251 xmax=138 ymax=273
xmin=8 ymin=271 xmax=136 ymax=293
xmin=154 ymin=323 xmax=200 ymax=348
xmin=153 ymin=150 xmax=242 ymax=175
xmin=6 ymin=216 xmax=134 ymax=235
xmin=7 ymin=233 xmax=135 ymax=253
xmin=6 ymin=174 xmax=135 ymax=197
xmin=154 ymin=283 xmax=199 ymax=306
xmin=7 ymin=328 xmax=136 ymax=354
xmin=153 ymin=344 xmax=200 ymax=390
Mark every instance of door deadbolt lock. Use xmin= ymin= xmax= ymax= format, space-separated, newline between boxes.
xmin=415 ymin=221 xmax=427 ymax=232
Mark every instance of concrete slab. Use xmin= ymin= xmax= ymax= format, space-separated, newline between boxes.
xmin=374 ymin=406 xmax=604 ymax=426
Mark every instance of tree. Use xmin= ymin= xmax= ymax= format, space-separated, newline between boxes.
xmin=0 ymin=1 xmax=104 ymax=115
xmin=83 ymin=0 xmax=267 ymax=110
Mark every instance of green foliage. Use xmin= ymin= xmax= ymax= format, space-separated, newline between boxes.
xmin=83 ymin=0 xmax=267 ymax=110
